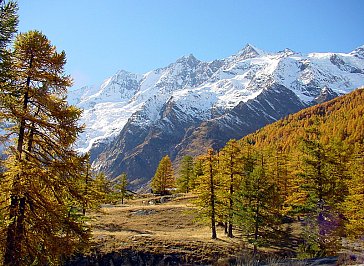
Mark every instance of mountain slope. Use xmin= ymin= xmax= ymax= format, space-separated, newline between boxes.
xmin=242 ymin=87 xmax=364 ymax=150
xmin=172 ymin=83 xmax=306 ymax=159
xmin=68 ymin=44 xmax=364 ymax=190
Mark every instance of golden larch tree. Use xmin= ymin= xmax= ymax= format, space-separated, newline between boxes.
xmin=151 ymin=155 xmax=175 ymax=195
xmin=0 ymin=30 xmax=90 ymax=266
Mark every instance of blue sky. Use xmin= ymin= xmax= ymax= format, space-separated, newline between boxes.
xmin=18 ymin=0 xmax=364 ymax=89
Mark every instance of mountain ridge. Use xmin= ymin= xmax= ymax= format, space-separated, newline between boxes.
xmin=68 ymin=44 xmax=364 ymax=189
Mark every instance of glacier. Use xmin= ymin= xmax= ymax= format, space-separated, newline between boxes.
xmin=68 ymin=44 xmax=364 ymax=155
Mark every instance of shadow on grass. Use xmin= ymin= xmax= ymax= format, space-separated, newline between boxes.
xmin=94 ymin=222 xmax=154 ymax=235
xmin=262 ymin=224 xmax=301 ymax=256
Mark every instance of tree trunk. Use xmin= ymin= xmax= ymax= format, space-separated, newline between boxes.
xmin=228 ymin=165 xmax=234 ymax=238
xmin=228 ymin=222 xmax=233 ymax=238
xmin=4 ymin=196 xmax=24 ymax=266
xmin=209 ymin=151 xmax=217 ymax=239
xmin=4 ymin=58 xmax=32 ymax=266
xmin=83 ymin=164 xmax=90 ymax=216
xmin=253 ymin=203 xmax=260 ymax=255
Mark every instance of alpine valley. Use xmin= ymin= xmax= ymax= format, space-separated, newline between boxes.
xmin=68 ymin=44 xmax=364 ymax=190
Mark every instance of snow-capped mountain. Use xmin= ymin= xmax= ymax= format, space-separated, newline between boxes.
xmin=68 ymin=44 xmax=364 ymax=189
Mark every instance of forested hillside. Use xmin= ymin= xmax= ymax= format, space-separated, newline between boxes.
xmin=247 ymin=87 xmax=364 ymax=150
xmin=189 ymin=88 xmax=364 ymax=257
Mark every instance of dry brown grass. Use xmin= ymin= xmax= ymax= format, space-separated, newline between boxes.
xmin=84 ymin=194 xmax=364 ymax=265
xmin=89 ymin=194 xmax=245 ymax=264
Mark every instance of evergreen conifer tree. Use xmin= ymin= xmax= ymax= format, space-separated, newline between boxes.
xmin=177 ymin=155 xmax=195 ymax=193
xmin=114 ymin=172 xmax=128 ymax=204
xmin=235 ymin=151 xmax=278 ymax=253
xmin=298 ymin=128 xmax=348 ymax=256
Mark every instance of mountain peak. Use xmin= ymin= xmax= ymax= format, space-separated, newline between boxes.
xmin=278 ymin=48 xmax=297 ymax=57
xmin=100 ymin=69 xmax=140 ymax=89
xmin=114 ymin=69 xmax=135 ymax=76
xmin=236 ymin=44 xmax=264 ymax=60
xmin=167 ymin=54 xmax=201 ymax=70
xmin=176 ymin=53 xmax=198 ymax=63
xmin=72 ymin=44 xmax=364 ymax=190
xmin=350 ymin=44 xmax=364 ymax=59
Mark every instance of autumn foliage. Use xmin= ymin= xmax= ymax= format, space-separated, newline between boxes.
xmin=193 ymin=88 xmax=364 ymax=256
